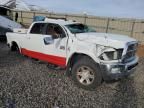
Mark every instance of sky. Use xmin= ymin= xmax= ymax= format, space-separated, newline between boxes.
xmin=23 ymin=0 xmax=144 ymax=19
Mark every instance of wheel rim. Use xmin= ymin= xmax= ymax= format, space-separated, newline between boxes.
xmin=76 ymin=66 xmax=95 ymax=85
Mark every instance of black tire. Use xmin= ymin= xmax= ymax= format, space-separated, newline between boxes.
xmin=11 ymin=45 xmax=16 ymax=51
xmin=11 ymin=43 xmax=19 ymax=52
xmin=72 ymin=57 xmax=102 ymax=90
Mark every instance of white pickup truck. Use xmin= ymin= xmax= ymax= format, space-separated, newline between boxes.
xmin=6 ymin=18 xmax=138 ymax=90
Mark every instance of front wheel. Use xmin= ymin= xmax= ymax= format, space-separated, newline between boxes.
xmin=72 ymin=57 xmax=102 ymax=90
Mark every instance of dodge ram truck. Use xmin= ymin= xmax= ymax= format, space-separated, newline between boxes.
xmin=6 ymin=18 xmax=139 ymax=90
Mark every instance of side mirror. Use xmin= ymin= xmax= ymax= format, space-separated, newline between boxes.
xmin=44 ymin=36 xmax=54 ymax=45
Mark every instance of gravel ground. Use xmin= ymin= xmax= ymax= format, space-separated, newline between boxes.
xmin=0 ymin=40 xmax=144 ymax=108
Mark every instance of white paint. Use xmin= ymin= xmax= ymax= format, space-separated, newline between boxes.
xmin=6 ymin=19 xmax=138 ymax=65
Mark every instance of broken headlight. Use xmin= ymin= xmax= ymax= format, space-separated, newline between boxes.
xmin=98 ymin=47 xmax=123 ymax=61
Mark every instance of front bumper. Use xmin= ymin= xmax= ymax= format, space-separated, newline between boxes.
xmin=100 ymin=56 xmax=139 ymax=81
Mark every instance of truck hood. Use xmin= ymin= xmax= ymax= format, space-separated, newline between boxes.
xmin=76 ymin=33 xmax=137 ymax=49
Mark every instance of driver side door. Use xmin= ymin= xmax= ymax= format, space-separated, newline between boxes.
xmin=43 ymin=23 xmax=68 ymax=67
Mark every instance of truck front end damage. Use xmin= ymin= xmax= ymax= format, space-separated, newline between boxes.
xmin=97 ymin=41 xmax=139 ymax=80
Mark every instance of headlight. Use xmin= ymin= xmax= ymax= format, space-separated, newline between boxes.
xmin=97 ymin=46 xmax=123 ymax=61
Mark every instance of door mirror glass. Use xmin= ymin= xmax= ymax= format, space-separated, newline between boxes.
xmin=44 ymin=36 xmax=54 ymax=45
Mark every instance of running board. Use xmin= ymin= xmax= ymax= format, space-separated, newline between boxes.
xmin=47 ymin=63 xmax=65 ymax=70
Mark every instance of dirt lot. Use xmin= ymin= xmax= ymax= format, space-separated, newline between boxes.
xmin=137 ymin=44 xmax=144 ymax=57
xmin=0 ymin=40 xmax=144 ymax=108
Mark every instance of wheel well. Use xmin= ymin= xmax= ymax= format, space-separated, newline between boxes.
xmin=11 ymin=41 xmax=18 ymax=47
xmin=11 ymin=41 xmax=19 ymax=51
xmin=66 ymin=53 xmax=95 ymax=76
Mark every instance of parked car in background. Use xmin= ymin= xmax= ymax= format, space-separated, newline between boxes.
xmin=0 ymin=15 xmax=22 ymax=39
xmin=0 ymin=6 xmax=22 ymax=39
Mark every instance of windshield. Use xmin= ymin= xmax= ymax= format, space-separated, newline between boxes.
xmin=65 ymin=23 xmax=96 ymax=34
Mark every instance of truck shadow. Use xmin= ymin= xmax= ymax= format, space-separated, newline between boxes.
xmin=109 ymin=77 xmax=137 ymax=108
xmin=0 ymin=40 xmax=26 ymax=68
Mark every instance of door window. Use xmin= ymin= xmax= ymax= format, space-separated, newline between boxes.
xmin=30 ymin=23 xmax=46 ymax=34
xmin=45 ymin=24 xmax=66 ymax=39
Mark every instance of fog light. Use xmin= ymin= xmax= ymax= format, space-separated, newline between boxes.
xmin=111 ymin=67 xmax=121 ymax=74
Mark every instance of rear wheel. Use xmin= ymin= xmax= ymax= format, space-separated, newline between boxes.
xmin=11 ymin=42 xmax=20 ymax=52
xmin=72 ymin=57 xmax=102 ymax=90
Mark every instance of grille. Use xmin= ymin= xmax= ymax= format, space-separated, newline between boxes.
xmin=123 ymin=43 xmax=138 ymax=63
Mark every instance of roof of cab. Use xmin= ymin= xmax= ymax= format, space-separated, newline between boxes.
xmin=34 ymin=18 xmax=78 ymax=26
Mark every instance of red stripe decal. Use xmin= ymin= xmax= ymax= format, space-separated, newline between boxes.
xmin=21 ymin=48 xmax=66 ymax=67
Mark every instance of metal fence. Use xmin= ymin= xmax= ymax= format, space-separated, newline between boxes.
xmin=10 ymin=10 xmax=144 ymax=44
